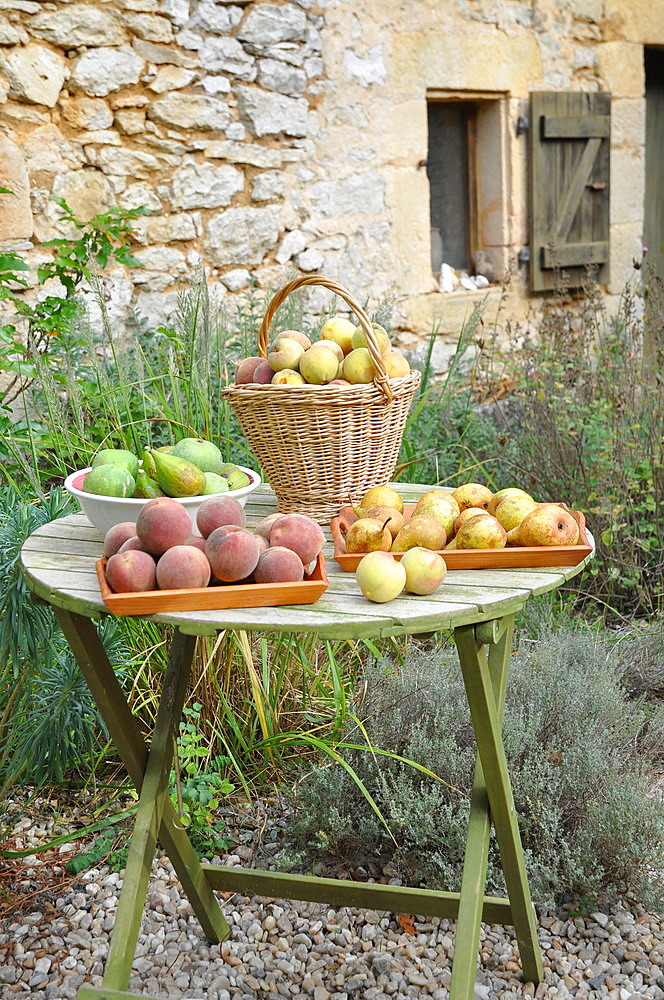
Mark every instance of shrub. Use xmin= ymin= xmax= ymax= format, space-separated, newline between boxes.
xmin=284 ymin=622 xmax=664 ymax=908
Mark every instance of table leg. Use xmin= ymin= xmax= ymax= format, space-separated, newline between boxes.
xmin=449 ymin=617 xmax=515 ymax=999
xmin=454 ymin=618 xmax=544 ymax=987
xmin=53 ymin=609 xmax=230 ymax=949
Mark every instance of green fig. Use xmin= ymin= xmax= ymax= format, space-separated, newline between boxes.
xmin=133 ymin=468 xmax=165 ymax=499
xmin=141 ymin=448 xmax=158 ymax=479
xmin=92 ymin=448 xmax=139 ymax=480
xmin=172 ymin=437 xmax=223 ymax=474
xmin=218 ymin=463 xmax=250 ymax=491
xmin=150 ymin=449 xmax=206 ymax=497
xmin=83 ymin=465 xmax=135 ymax=498
xmin=201 ymin=472 xmax=230 ymax=495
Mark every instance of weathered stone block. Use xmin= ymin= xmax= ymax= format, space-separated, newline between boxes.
xmin=123 ymin=12 xmax=175 ymax=42
xmin=29 ymin=4 xmax=127 ymax=47
xmin=236 ymin=86 xmax=308 ymax=137
xmin=237 ymin=4 xmax=307 ymax=45
xmin=60 ymin=97 xmax=114 ymax=131
xmin=170 ymin=161 xmax=244 ymax=209
xmin=258 ymin=58 xmax=306 ymax=95
xmin=200 ymin=36 xmax=256 ymax=80
xmin=275 ymin=228 xmax=306 ymax=264
xmin=0 ymin=134 xmax=32 ymax=239
xmin=205 ymin=139 xmax=282 ymax=168
xmin=308 ymin=173 xmax=385 ymax=218
xmin=52 ymin=169 xmax=114 ymax=223
xmin=132 ymin=37 xmax=198 ymax=67
xmin=1 ymin=43 xmax=66 ymax=107
xmin=252 ymin=171 xmax=284 ymax=202
xmin=204 ymin=205 xmax=281 ymax=266
xmin=148 ymin=65 xmax=196 ymax=93
xmin=0 ymin=15 xmax=27 ymax=46
xmin=147 ymin=92 xmax=231 ymax=130
xmin=70 ymin=47 xmax=145 ymax=97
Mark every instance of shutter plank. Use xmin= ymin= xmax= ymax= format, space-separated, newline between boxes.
xmin=530 ymin=91 xmax=610 ymax=291
xmin=542 ymin=115 xmax=610 ymax=139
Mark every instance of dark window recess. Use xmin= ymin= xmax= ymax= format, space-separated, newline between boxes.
xmin=427 ymin=102 xmax=474 ymax=273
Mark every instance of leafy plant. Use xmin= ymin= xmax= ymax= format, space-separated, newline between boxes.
xmin=283 ymin=623 xmax=664 ymax=907
xmin=0 ymin=191 xmax=148 ymax=406
xmin=170 ymin=703 xmax=235 ymax=857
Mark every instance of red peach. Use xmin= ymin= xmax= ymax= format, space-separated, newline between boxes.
xmin=196 ymin=495 xmax=246 ymax=538
xmin=136 ymin=497 xmax=192 ymax=555
xmin=103 ymin=521 xmax=137 ymax=557
xmin=156 ymin=545 xmax=211 ymax=590
xmin=106 ymin=550 xmax=157 ymax=593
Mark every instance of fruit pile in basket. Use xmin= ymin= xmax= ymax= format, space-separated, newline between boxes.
xmin=82 ymin=438 xmax=251 ymax=499
xmin=102 ymin=496 xmax=326 ymax=594
xmin=235 ymin=316 xmax=411 ymax=387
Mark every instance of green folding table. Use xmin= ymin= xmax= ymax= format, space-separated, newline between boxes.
xmin=20 ymin=482 xmax=593 ymax=1000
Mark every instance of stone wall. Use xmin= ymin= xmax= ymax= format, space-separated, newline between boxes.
xmin=1 ymin=0 xmax=662 ymax=357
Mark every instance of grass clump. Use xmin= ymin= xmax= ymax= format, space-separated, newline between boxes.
xmin=284 ymin=620 xmax=664 ymax=908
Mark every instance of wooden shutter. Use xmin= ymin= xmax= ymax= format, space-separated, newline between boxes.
xmin=529 ymin=91 xmax=610 ymax=291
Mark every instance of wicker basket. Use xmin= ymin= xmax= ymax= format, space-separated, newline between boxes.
xmin=222 ymin=275 xmax=421 ymax=523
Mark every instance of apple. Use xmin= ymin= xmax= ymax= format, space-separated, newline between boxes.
xmin=400 ymin=547 xmax=446 ymax=595
xmin=355 ymin=551 xmax=406 ymax=603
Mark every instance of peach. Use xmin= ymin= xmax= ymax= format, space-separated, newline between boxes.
xmin=156 ymin=545 xmax=211 ymax=590
xmin=136 ymin=497 xmax=192 ymax=555
xmin=251 ymin=360 xmax=275 ymax=384
xmin=299 ymin=345 xmax=339 ymax=384
xmin=320 ymin=316 xmax=355 ymax=355
xmin=235 ymin=356 xmax=264 ymax=384
xmin=184 ymin=534 xmax=207 ymax=552
xmin=205 ymin=527 xmax=261 ymax=582
xmin=118 ymin=535 xmax=150 ymax=554
xmin=103 ymin=521 xmax=138 ymax=557
xmin=254 ymin=546 xmax=305 ymax=583
xmin=269 ymin=513 xmax=325 ymax=564
xmin=310 ymin=339 xmax=344 ymax=362
xmin=106 ymin=550 xmax=157 ymax=593
xmin=342 ymin=347 xmax=377 ymax=384
xmin=271 ymin=369 xmax=306 ymax=385
xmin=268 ymin=337 xmax=305 ymax=372
xmin=351 ymin=322 xmax=391 ymax=355
xmin=384 ymin=351 xmax=410 ymax=378
xmin=254 ymin=513 xmax=285 ymax=541
xmin=280 ymin=329 xmax=312 ymax=350
xmin=196 ymin=495 xmax=245 ymax=538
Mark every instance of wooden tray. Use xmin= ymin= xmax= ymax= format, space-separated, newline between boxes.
xmin=95 ymin=553 xmax=328 ymax=615
xmin=330 ymin=504 xmax=592 ymax=571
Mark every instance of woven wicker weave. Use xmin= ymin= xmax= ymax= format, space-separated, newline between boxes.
xmin=222 ymin=276 xmax=421 ymax=523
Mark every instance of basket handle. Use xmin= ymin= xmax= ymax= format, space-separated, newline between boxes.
xmin=257 ymin=275 xmax=394 ymax=402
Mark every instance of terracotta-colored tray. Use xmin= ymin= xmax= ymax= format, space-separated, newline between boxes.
xmin=95 ymin=553 xmax=328 ymax=615
xmin=330 ymin=504 xmax=592 ymax=571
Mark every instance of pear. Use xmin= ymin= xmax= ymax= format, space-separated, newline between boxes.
xmin=453 ymin=507 xmax=493 ymax=534
xmin=487 ymin=487 xmax=533 ymax=516
xmin=356 ymin=504 xmax=404 ymax=539
xmin=413 ymin=490 xmax=460 ymax=537
xmin=345 ymin=516 xmax=392 ymax=554
xmin=494 ymin=494 xmax=538 ymax=532
xmin=391 ymin=515 xmax=447 ymax=552
xmin=507 ymin=504 xmax=579 ymax=546
xmin=453 ymin=514 xmax=507 ymax=549
xmin=452 ymin=483 xmax=493 ymax=511
xmin=150 ymin=449 xmax=206 ymax=497
xmin=359 ymin=485 xmax=404 ymax=514
xmin=133 ymin=468 xmax=165 ymax=499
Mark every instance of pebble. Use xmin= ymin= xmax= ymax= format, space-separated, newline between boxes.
xmin=1 ymin=853 xmax=663 ymax=1000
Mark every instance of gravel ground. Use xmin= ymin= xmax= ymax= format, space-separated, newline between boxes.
xmin=1 ymin=850 xmax=664 ymax=1000
xmin=2 ymin=794 xmax=663 ymax=1000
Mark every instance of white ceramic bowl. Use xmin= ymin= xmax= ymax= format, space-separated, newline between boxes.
xmin=64 ymin=465 xmax=262 ymax=536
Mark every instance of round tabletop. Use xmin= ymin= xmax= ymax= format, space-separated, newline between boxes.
xmin=20 ymin=483 xmax=594 ymax=639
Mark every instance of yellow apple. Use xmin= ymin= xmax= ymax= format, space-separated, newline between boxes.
xmin=355 ymin=551 xmax=406 ymax=603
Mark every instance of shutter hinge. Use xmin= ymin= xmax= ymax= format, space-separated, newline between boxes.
xmin=516 ymin=116 xmax=529 ymax=136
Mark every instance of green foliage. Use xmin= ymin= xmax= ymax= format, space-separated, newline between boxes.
xmin=0 ymin=192 xmax=148 ymax=407
xmin=284 ymin=624 xmax=664 ymax=907
xmin=170 ymin=703 xmax=235 ymax=858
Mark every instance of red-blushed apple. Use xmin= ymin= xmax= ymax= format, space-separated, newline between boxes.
xmin=400 ymin=546 xmax=447 ymax=595
xmin=355 ymin=551 xmax=406 ymax=603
